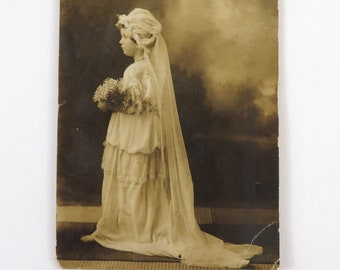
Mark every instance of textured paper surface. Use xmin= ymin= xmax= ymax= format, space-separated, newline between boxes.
xmin=57 ymin=0 xmax=279 ymax=268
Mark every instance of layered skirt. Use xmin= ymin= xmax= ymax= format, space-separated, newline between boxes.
xmin=91 ymin=142 xmax=262 ymax=268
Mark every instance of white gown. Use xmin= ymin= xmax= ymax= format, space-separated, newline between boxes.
xmin=91 ymin=60 xmax=262 ymax=268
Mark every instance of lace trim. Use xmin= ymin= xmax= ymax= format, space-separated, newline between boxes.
xmin=101 ymin=143 xmax=164 ymax=184
xmin=116 ymin=174 xmax=162 ymax=184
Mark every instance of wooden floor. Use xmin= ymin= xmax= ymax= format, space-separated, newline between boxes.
xmin=56 ymin=206 xmax=279 ymax=270
xmin=58 ymin=260 xmax=279 ymax=270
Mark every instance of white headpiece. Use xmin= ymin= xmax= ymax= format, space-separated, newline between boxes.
xmin=116 ymin=9 xmax=162 ymax=54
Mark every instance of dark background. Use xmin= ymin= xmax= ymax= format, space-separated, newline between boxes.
xmin=57 ymin=0 xmax=278 ymax=208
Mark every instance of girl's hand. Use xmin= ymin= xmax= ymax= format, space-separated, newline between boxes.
xmin=97 ymin=101 xmax=109 ymax=112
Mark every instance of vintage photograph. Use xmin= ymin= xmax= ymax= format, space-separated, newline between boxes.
xmin=57 ymin=0 xmax=279 ymax=269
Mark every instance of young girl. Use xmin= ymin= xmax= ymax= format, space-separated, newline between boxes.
xmin=81 ymin=8 xmax=262 ymax=268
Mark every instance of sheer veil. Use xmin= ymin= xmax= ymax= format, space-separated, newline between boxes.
xmin=121 ymin=8 xmax=206 ymax=244
xmin=116 ymin=8 xmax=262 ymax=268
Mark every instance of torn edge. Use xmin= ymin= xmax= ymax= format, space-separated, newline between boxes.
xmin=271 ymin=258 xmax=280 ymax=270
xmin=238 ymin=221 xmax=279 ymax=268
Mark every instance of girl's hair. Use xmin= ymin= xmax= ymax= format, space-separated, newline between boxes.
xmin=116 ymin=8 xmax=162 ymax=51
xmin=130 ymin=37 xmax=137 ymax=44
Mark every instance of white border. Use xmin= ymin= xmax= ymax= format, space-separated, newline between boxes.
xmin=1 ymin=0 xmax=340 ymax=269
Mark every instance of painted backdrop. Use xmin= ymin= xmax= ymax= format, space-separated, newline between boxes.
xmin=58 ymin=0 xmax=278 ymax=208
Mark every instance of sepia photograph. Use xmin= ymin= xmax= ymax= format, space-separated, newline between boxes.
xmin=3 ymin=1 xmax=340 ymax=270
xmin=57 ymin=0 xmax=279 ymax=269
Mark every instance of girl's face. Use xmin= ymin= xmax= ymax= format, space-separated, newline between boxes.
xmin=119 ymin=29 xmax=138 ymax=57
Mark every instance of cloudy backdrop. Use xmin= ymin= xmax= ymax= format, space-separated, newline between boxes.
xmin=58 ymin=0 xmax=278 ymax=208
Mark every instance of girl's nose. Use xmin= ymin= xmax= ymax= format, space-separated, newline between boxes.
xmin=119 ymin=39 xmax=123 ymax=45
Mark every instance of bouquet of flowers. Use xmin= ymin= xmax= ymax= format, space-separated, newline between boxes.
xmin=93 ymin=78 xmax=123 ymax=111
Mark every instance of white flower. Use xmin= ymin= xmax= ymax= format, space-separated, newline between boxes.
xmin=92 ymin=78 xmax=122 ymax=102
xmin=117 ymin=14 xmax=129 ymax=28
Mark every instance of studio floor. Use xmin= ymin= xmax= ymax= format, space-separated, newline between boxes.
xmin=56 ymin=206 xmax=279 ymax=270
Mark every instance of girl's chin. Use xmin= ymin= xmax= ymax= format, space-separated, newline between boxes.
xmin=122 ymin=51 xmax=131 ymax=57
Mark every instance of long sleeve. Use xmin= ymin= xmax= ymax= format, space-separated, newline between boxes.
xmin=108 ymin=74 xmax=157 ymax=115
xmin=104 ymin=61 xmax=161 ymax=154
xmin=115 ymin=78 xmax=144 ymax=114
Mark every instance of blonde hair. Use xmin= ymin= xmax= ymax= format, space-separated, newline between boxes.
xmin=116 ymin=8 xmax=162 ymax=51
